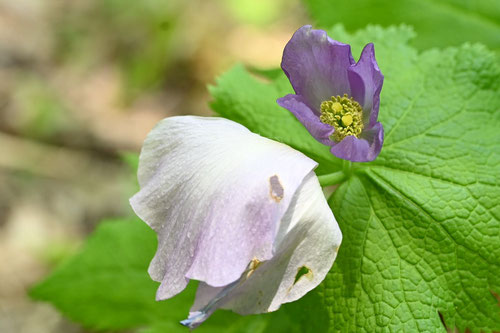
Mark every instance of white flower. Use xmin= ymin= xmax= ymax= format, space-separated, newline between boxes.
xmin=130 ymin=116 xmax=342 ymax=328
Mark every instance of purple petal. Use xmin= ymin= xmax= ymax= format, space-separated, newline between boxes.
xmin=348 ymin=43 xmax=384 ymax=127
xmin=281 ymin=25 xmax=355 ymax=111
xmin=330 ymin=122 xmax=384 ymax=162
xmin=277 ymin=94 xmax=334 ymax=146
xmin=129 ymin=116 xmax=318 ymax=300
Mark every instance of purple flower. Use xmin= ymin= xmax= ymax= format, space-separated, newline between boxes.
xmin=277 ymin=25 xmax=384 ymax=162
xmin=130 ymin=116 xmax=342 ymax=328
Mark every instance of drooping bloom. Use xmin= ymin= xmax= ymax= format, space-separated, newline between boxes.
xmin=130 ymin=116 xmax=342 ymax=328
xmin=277 ymin=25 xmax=384 ymax=162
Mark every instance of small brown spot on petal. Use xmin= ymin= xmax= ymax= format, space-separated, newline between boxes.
xmin=246 ymin=258 xmax=262 ymax=278
xmin=269 ymin=175 xmax=284 ymax=202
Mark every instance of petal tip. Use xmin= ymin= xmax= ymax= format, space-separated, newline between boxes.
xmin=276 ymin=94 xmax=294 ymax=107
xmin=180 ymin=311 xmax=208 ymax=329
xmin=357 ymin=42 xmax=382 ymax=74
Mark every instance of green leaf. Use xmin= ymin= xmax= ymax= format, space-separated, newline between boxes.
xmin=30 ymin=219 xmax=189 ymax=330
xmin=209 ymin=64 xmax=342 ymax=175
xmin=32 ymin=25 xmax=499 ymax=333
xmin=30 ymin=219 xmax=296 ymax=332
xmin=302 ymin=0 xmax=500 ymax=51
xmin=281 ymin=26 xmax=500 ymax=332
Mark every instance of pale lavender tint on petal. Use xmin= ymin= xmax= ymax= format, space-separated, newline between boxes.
xmin=281 ymin=25 xmax=355 ymax=111
xmin=277 ymin=94 xmax=334 ymax=146
xmin=330 ymin=122 xmax=384 ymax=162
xmin=129 ymin=116 xmax=317 ymax=302
xmin=183 ymin=172 xmax=342 ymax=328
xmin=348 ymin=43 xmax=384 ymax=127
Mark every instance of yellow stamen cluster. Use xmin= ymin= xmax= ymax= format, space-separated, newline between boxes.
xmin=320 ymin=94 xmax=364 ymax=142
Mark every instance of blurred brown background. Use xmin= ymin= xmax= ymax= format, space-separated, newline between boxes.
xmin=0 ymin=0 xmax=308 ymax=331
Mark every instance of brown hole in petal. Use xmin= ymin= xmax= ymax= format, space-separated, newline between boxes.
xmin=294 ymin=266 xmax=313 ymax=285
xmin=269 ymin=175 xmax=284 ymax=202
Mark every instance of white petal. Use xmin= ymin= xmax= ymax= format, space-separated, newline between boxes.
xmin=129 ymin=116 xmax=318 ymax=300
xmin=187 ymin=171 xmax=342 ymax=323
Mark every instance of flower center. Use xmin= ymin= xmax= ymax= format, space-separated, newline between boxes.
xmin=319 ymin=94 xmax=364 ymax=142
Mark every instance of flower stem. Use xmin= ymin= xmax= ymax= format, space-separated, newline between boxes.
xmin=318 ymin=171 xmax=346 ymax=187
xmin=342 ymin=159 xmax=353 ymax=177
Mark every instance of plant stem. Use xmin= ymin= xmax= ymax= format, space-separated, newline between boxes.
xmin=342 ymin=159 xmax=353 ymax=177
xmin=318 ymin=171 xmax=346 ymax=187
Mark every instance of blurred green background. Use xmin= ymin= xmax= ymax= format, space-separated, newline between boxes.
xmin=0 ymin=0 xmax=498 ymax=331
xmin=0 ymin=0 xmax=308 ymax=331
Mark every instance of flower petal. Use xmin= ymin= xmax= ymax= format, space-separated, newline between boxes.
xmin=281 ymin=25 xmax=355 ymax=111
xmin=347 ymin=43 xmax=384 ymax=126
xmin=183 ymin=172 xmax=342 ymax=327
xmin=129 ymin=116 xmax=318 ymax=301
xmin=277 ymin=94 xmax=334 ymax=145
xmin=330 ymin=122 xmax=384 ymax=162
